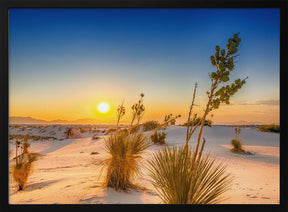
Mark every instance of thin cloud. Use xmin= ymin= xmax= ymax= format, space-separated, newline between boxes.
xmin=232 ymin=99 xmax=279 ymax=106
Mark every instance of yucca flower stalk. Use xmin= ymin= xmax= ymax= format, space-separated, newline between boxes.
xmin=130 ymin=93 xmax=145 ymax=128
xmin=116 ymin=100 xmax=125 ymax=131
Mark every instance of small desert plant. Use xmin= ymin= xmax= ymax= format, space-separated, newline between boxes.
xmin=142 ymin=120 xmax=160 ymax=132
xmin=150 ymin=130 xmax=167 ymax=145
xmin=12 ymin=134 xmax=36 ymax=191
xmin=147 ymin=146 xmax=233 ymax=204
xmin=116 ymin=100 xmax=125 ymax=130
xmin=103 ymin=130 xmax=152 ymax=191
xmin=231 ymin=139 xmax=244 ymax=153
xmin=77 ymin=127 xmax=87 ymax=133
xmin=130 ymin=93 xmax=145 ymax=127
xmin=231 ymin=127 xmax=244 ymax=153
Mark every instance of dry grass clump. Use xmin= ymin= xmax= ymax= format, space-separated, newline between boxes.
xmin=77 ymin=126 xmax=87 ymax=133
xmin=150 ymin=130 xmax=166 ymax=145
xmin=142 ymin=120 xmax=160 ymax=132
xmin=231 ymin=127 xmax=245 ymax=153
xmin=231 ymin=139 xmax=244 ymax=153
xmin=12 ymin=162 xmax=32 ymax=191
xmin=102 ymin=130 xmax=151 ymax=191
xmin=12 ymin=134 xmax=38 ymax=191
xmin=147 ymin=146 xmax=233 ymax=204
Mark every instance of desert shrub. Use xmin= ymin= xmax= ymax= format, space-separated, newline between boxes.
xmin=102 ymin=130 xmax=151 ymax=191
xmin=12 ymin=134 xmax=37 ymax=191
xmin=77 ymin=126 xmax=87 ymax=133
xmin=231 ymin=139 xmax=244 ymax=153
xmin=257 ymin=124 xmax=280 ymax=133
xmin=65 ymin=127 xmax=82 ymax=138
xmin=182 ymin=118 xmax=212 ymax=127
xmin=231 ymin=127 xmax=244 ymax=153
xmin=105 ymin=128 xmax=117 ymax=135
xmin=147 ymin=146 xmax=232 ymax=204
xmin=12 ymin=162 xmax=32 ymax=191
xmin=150 ymin=131 xmax=166 ymax=145
xmin=142 ymin=120 xmax=160 ymax=132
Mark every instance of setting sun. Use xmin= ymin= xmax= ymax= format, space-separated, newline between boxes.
xmin=98 ymin=102 xmax=110 ymax=113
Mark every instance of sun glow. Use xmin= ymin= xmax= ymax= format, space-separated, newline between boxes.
xmin=98 ymin=102 xmax=110 ymax=113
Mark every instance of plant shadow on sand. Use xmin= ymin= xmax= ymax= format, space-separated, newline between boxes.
xmin=10 ymin=179 xmax=62 ymax=195
xmin=40 ymin=139 xmax=78 ymax=154
xmin=236 ymin=152 xmax=279 ymax=165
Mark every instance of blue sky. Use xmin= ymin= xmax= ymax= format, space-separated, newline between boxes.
xmin=9 ymin=8 xmax=280 ymax=124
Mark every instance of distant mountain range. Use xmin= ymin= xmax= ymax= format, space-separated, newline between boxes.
xmin=9 ymin=116 xmax=109 ymax=125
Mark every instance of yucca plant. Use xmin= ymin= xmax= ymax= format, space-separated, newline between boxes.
xmin=99 ymin=93 xmax=180 ymax=191
xmin=147 ymin=33 xmax=247 ymax=204
xmin=142 ymin=120 xmax=160 ymax=132
xmin=231 ymin=127 xmax=244 ymax=153
xmin=147 ymin=146 xmax=233 ymax=204
xmin=150 ymin=130 xmax=167 ymax=145
xmin=103 ymin=130 xmax=152 ymax=191
xmin=231 ymin=139 xmax=243 ymax=153
xmin=12 ymin=134 xmax=35 ymax=191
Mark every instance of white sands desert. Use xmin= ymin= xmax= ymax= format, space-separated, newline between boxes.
xmin=9 ymin=125 xmax=279 ymax=204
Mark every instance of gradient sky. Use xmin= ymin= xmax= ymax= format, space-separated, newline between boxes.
xmin=9 ymin=8 xmax=280 ymax=124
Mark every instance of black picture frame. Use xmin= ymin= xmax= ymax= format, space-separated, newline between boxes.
xmin=1 ymin=0 xmax=287 ymax=212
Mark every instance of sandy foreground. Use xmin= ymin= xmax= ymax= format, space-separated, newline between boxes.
xmin=8 ymin=125 xmax=279 ymax=204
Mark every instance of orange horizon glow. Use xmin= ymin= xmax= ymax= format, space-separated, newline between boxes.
xmin=9 ymin=98 xmax=280 ymax=125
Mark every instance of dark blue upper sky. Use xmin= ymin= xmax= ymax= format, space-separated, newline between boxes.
xmin=8 ymin=8 xmax=280 ymax=123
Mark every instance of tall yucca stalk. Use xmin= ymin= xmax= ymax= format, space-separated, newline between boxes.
xmin=103 ymin=131 xmax=152 ymax=191
xmin=147 ymin=146 xmax=233 ymax=204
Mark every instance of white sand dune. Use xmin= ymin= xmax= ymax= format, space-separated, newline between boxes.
xmin=9 ymin=125 xmax=279 ymax=204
